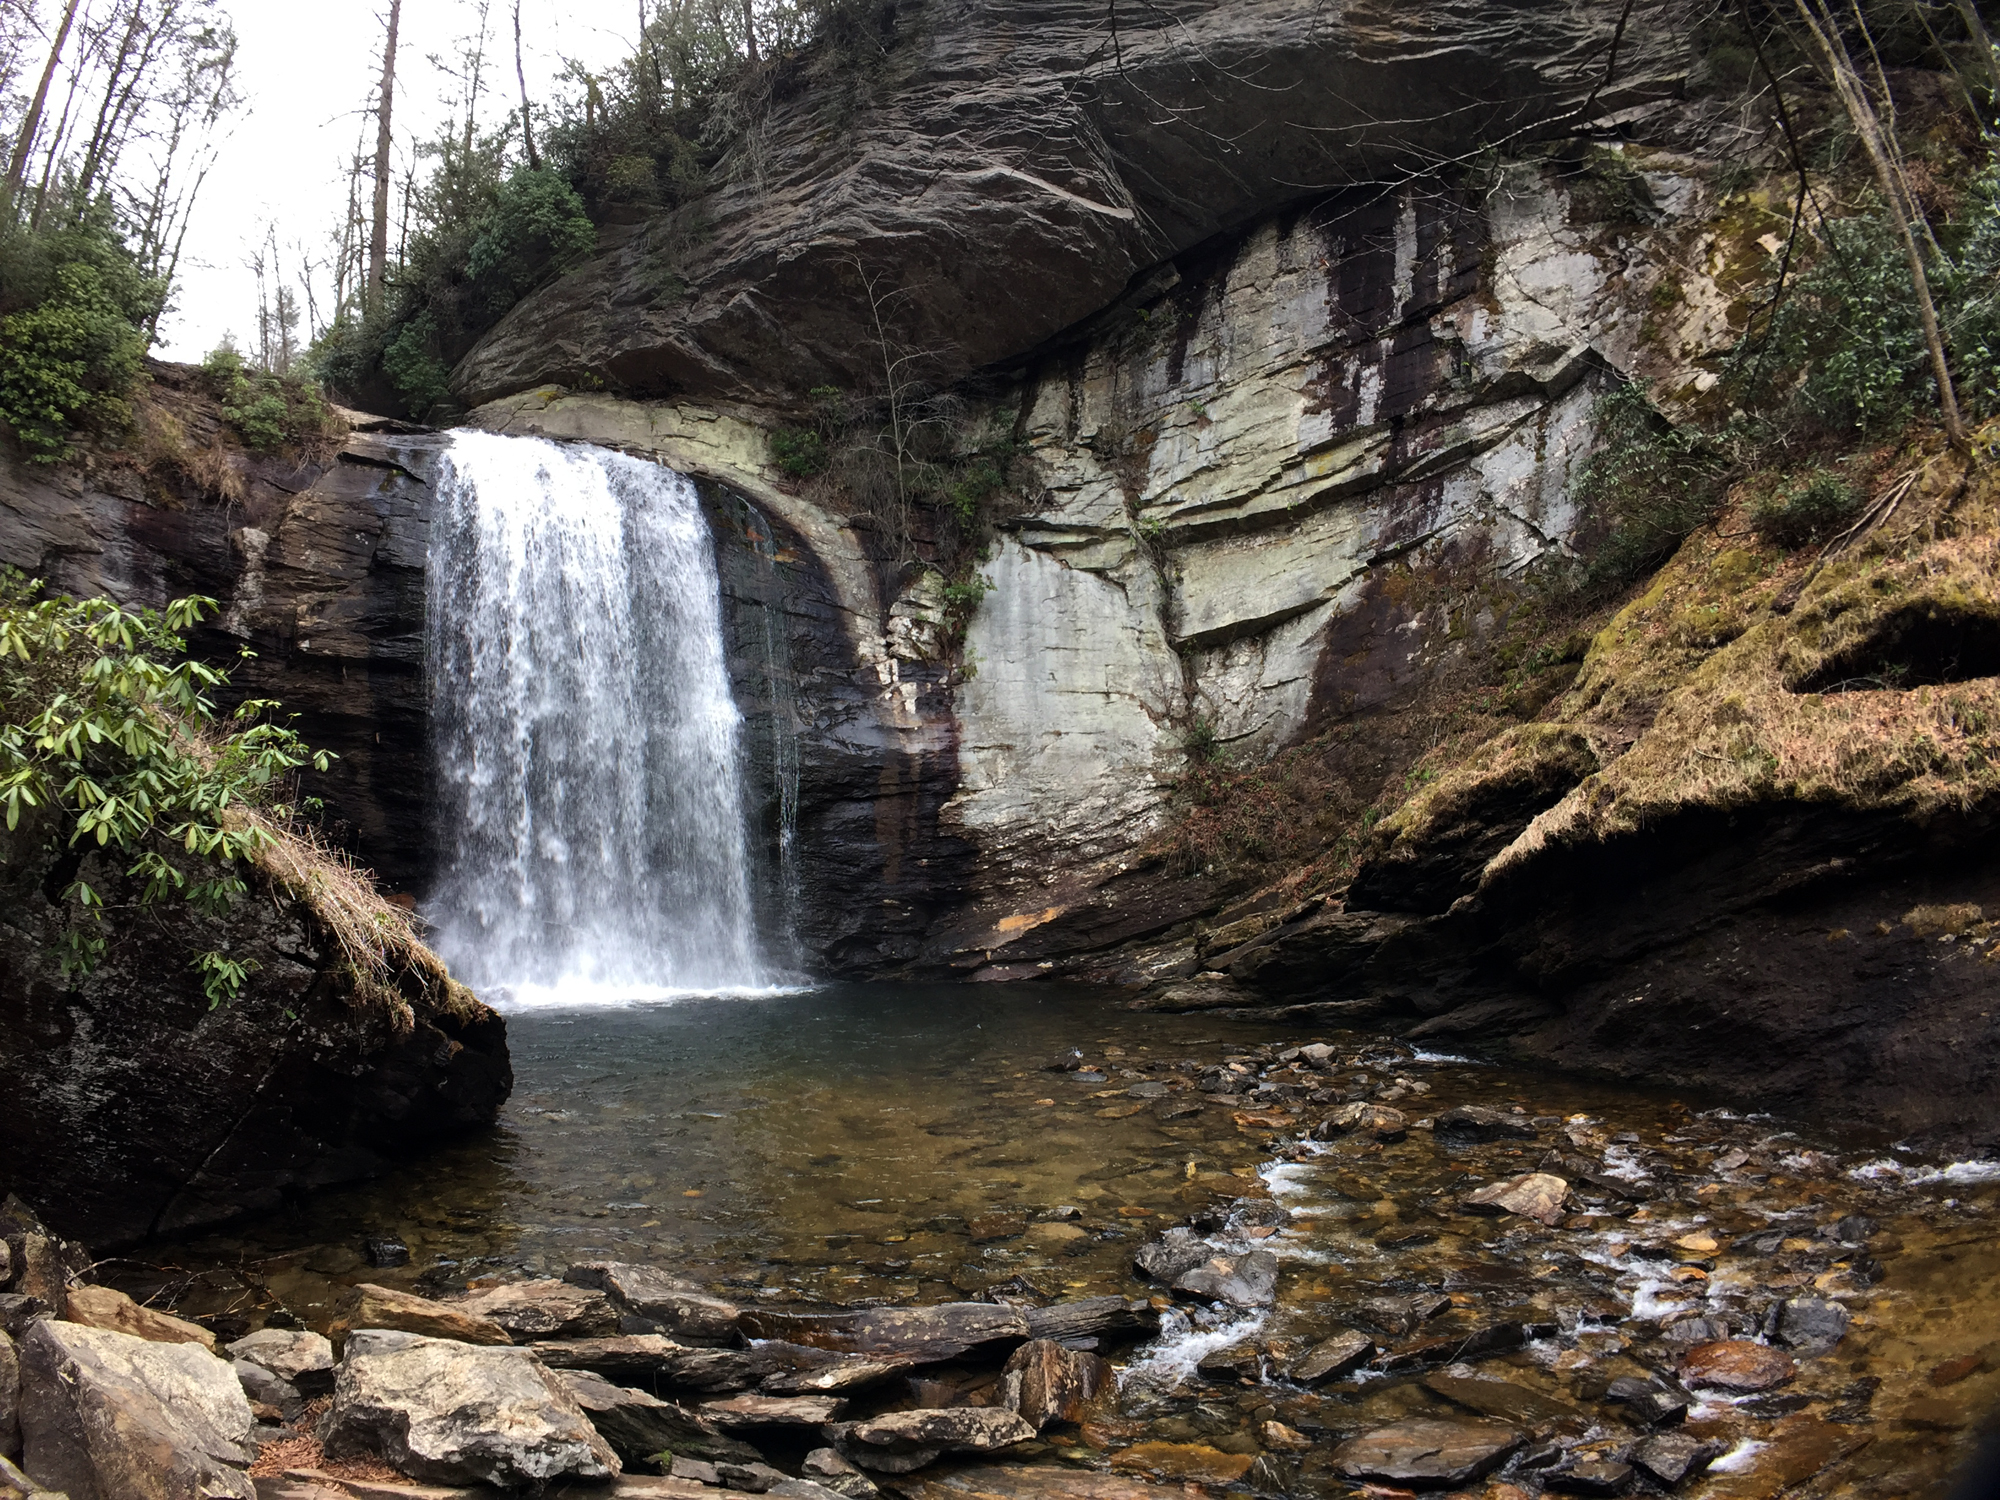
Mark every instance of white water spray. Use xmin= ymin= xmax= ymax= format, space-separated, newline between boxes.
xmin=426 ymin=430 xmax=767 ymax=998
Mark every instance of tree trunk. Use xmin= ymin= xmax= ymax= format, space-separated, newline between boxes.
xmin=368 ymin=0 xmax=403 ymax=314
xmin=514 ymin=0 xmax=540 ymax=170
xmin=1793 ymin=0 xmax=1967 ymax=449
xmin=742 ymin=0 xmax=759 ymax=64
xmin=4 ymin=0 xmax=83 ymax=210
xmin=1955 ymin=0 xmax=2000 ymax=114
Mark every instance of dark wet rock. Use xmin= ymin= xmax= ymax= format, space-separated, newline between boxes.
xmin=1313 ymin=1103 xmax=1407 ymax=1142
xmin=1546 ymin=1458 xmax=1634 ymax=1495
xmin=1436 ymin=1106 xmax=1539 ymax=1141
xmin=1172 ymin=1250 xmax=1279 ymax=1310
xmin=1681 ymin=1340 xmax=1796 ymax=1392
xmin=1424 ymin=1367 xmax=1586 ymax=1434
xmin=1331 ymin=1416 xmax=1523 ymax=1488
xmin=530 ymin=1335 xmax=759 ymax=1392
xmin=1543 ymin=1153 xmax=1653 ymax=1202
xmin=742 ymin=1304 xmax=1027 ymax=1363
xmin=1022 ymin=1298 xmax=1156 ymax=1346
xmin=1661 ymin=1315 xmax=1732 ymax=1344
xmin=1631 ymin=1430 xmax=1723 ymax=1486
xmin=1464 ymin=1172 xmax=1570 ymax=1227
xmin=1194 ymin=1343 xmax=1262 ymax=1381
xmin=718 ymin=1459 xmax=793 ymax=1491
xmin=226 ymin=1328 xmax=334 ymax=1396
xmin=832 ymin=1407 xmax=1035 ymax=1473
xmin=1291 ymin=1330 xmax=1375 ymax=1383
xmin=1369 ymin=1321 xmax=1554 ymax=1373
xmin=448 ymin=1278 xmax=620 ymax=1340
xmin=0 ymin=1296 xmax=47 ymax=1342
xmin=1133 ymin=1229 xmax=1211 ymax=1286
xmin=558 ymin=1368 xmax=762 ymax=1465
xmin=18 ymin=1319 xmax=254 ymax=1500
xmin=1823 ymin=1215 xmax=1877 ymax=1246
xmin=1000 ymin=1339 xmax=1111 ymax=1428
xmin=1352 ymin=1293 xmax=1450 ymax=1338
xmin=803 ymin=1446 xmax=881 ymax=1499
xmin=1774 ymin=1296 xmax=1852 ymax=1352
xmin=758 ymin=1344 xmax=924 ymax=1395
xmin=1605 ymin=1375 xmax=1691 ymax=1426
xmin=363 ymin=1238 xmax=410 ymax=1268
xmin=565 ymin=1262 xmax=742 ymax=1344
xmin=674 ymin=1454 xmax=723 ymax=1483
xmin=703 ymin=1393 xmax=849 ymax=1430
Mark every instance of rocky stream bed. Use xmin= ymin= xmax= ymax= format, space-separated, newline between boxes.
xmin=4 ymin=985 xmax=1999 ymax=1500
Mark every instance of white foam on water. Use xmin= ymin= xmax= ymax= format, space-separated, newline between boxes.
xmin=1119 ymin=1305 xmax=1267 ymax=1392
xmin=1846 ymin=1156 xmax=2000 ymax=1186
xmin=427 ymin=432 xmax=779 ymax=996
xmin=1708 ymin=1438 xmax=1768 ymax=1473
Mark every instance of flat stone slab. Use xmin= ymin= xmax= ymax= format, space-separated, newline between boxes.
xmin=1682 ymin=1339 xmax=1797 ymax=1392
xmin=445 ymin=1280 xmax=618 ymax=1340
xmin=1332 ymin=1416 xmax=1523 ymax=1488
xmin=1464 ymin=1173 xmax=1569 ymax=1227
xmin=702 ymin=1392 xmax=848 ymax=1428
xmin=1424 ymin=1368 xmax=1586 ymax=1432
xmin=742 ymin=1305 xmax=1027 ymax=1362
xmin=341 ymin=1285 xmax=512 ymax=1346
xmin=1290 ymin=1330 xmax=1374 ymax=1382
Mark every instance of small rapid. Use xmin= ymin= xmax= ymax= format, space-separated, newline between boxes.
xmin=426 ymin=430 xmax=770 ymax=1000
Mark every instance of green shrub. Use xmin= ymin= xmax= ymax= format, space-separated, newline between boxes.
xmin=381 ymin=315 xmax=453 ymax=416
xmin=464 ymin=168 xmax=596 ymax=313
xmin=1751 ymin=170 xmax=2000 ymax=431
xmin=0 ymin=263 xmax=147 ymax=461
xmin=201 ymin=344 xmax=332 ymax=451
xmin=1749 ymin=469 xmax=1861 ymax=548
xmin=769 ymin=425 xmax=828 ymax=477
xmin=1572 ymin=384 xmax=1730 ymax=591
xmin=0 ymin=571 xmax=332 ymax=1003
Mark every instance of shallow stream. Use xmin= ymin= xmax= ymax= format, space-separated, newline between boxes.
xmin=135 ymin=983 xmax=2000 ymax=1498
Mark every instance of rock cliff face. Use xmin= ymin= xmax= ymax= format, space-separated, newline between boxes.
xmin=455 ymin=0 xmax=1696 ymax=407
xmin=0 ymin=804 xmax=511 ymax=1248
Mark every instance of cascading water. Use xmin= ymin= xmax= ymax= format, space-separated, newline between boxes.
xmin=425 ymin=430 xmax=767 ymax=998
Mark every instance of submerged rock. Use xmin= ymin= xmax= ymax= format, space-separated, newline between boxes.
xmin=1680 ymin=1340 xmax=1797 ymax=1392
xmin=1331 ymin=1416 xmax=1523 ymax=1488
xmin=1436 ymin=1105 xmax=1540 ymax=1141
xmin=17 ymin=1319 xmax=254 ymax=1500
xmin=321 ymin=1328 xmax=620 ymax=1486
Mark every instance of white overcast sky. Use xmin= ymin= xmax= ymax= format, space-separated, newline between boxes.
xmin=154 ymin=0 xmax=633 ymax=359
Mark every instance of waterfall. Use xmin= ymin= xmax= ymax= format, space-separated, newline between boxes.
xmin=425 ymin=430 xmax=767 ymax=998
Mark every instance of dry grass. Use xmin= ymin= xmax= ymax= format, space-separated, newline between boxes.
xmin=1494 ymin=431 xmax=2000 ymax=875
xmin=247 ymin=1399 xmax=407 ymax=1483
xmin=243 ymin=810 xmax=481 ymax=1031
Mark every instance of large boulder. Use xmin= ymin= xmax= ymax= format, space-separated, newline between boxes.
xmin=454 ymin=0 xmax=1690 ymax=406
xmin=319 ymin=1328 xmax=620 ymax=1487
xmin=557 ymin=1369 xmax=762 ymax=1465
xmin=16 ymin=1318 xmax=254 ymax=1500
xmin=225 ymin=1328 xmax=336 ymax=1395
xmin=0 ymin=795 xmax=511 ymax=1250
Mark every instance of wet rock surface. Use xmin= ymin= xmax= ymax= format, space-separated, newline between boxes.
xmin=111 ymin=998 xmax=2000 ymax=1499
